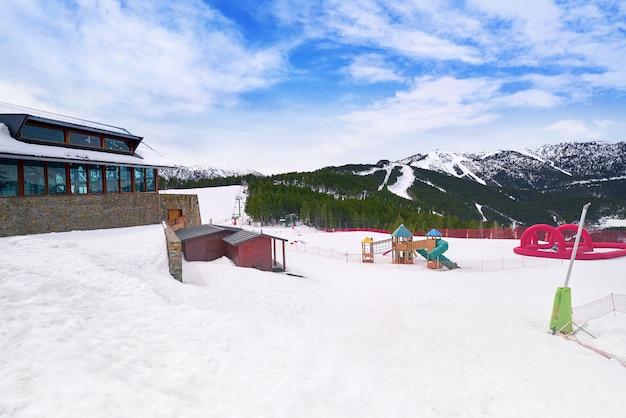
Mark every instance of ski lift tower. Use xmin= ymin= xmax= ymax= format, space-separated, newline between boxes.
xmin=235 ymin=194 xmax=243 ymax=218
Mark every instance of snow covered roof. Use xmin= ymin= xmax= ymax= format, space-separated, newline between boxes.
xmin=0 ymin=113 xmax=140 ymax=142
xmin=0 ymin=114 xmax=174 ymax=169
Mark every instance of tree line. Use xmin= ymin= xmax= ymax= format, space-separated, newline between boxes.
xmin=244 ymin=177 xmax=492 ymax=232
xmin=159 ymin=164 xmax=625 ymax=230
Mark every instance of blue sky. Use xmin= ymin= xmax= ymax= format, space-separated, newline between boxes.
xmin=1 ymin=0 xmax=625 ymax=174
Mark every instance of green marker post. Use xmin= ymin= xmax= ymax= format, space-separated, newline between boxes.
xmin=549 ymin=202 xmax=591 ymax=334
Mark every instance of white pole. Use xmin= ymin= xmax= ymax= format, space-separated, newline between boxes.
xmin=563 ymin=202 xmax=591 ymax=288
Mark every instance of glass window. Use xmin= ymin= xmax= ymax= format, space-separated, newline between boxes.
xmin=106 ymin=166 xmax=119 ymax=193
xmin=0 ymin=158 xmax=19 ymax=196
xmin=105 ymin=138 xmax=131 ymax=152
xmin=120 ymin=166 xmax=132 ymax=192
xmin=47 ymin=162 xmax=67 ymax=195
xmin=21 ymin=124 xmax=65 ymax=143
xmin=134 ymin=167 xmax=145 ymax=192
xmin=70 ymin=164 xmax=88 ymax=194
xmin=69 ymin=132 xmax=101 ymax=147
xmin=24 ymin=161 xmax=46 ymax=195
xmin=89 ymin=165 xmax=103 ymax=194
xmin=146 ymin=168 xmax=156 ymax=192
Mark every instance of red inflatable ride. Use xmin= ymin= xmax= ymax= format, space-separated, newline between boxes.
xmin=513 ymin=224 xmax=626 ymax=260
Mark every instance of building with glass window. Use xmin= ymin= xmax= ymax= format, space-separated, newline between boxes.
xmin=0 ymin=112 xmax=201 ymax=237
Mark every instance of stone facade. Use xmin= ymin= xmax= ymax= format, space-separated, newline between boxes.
xmin=159 ymin=193 xmax=202 ymax=228
xmin=162 ymin=221 xmax=183 ymax=282
xmin=0 ymin=193 xmax=201 ymax=237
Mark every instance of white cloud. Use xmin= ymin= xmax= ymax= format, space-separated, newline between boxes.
xmin=593 ymin=118 xmax=615 ymax=129
xmin=544 ymin=119 xmax=596 ymax=140
xmin=332 ymin=76 xmax=500 ymax=150
xmin=467 ymin=0 xmax=565 ymax=44
xmin=0 ymin=0 xmax=287 ymax=118
xmin=310 ymin=1 xmax=483 ymax=64
xmin=498 ymin=89 xmax=562 ymax=108
xmin=345 ymin=54 xmax=404 ymax=84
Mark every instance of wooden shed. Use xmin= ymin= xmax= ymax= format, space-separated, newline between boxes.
xmin=224 ymin=230 xmax=281 ymax=271
xmin=175 ymin=225 xmax=287 ymax=272
xmin=175 ymin=224 xmax=239 ymax=262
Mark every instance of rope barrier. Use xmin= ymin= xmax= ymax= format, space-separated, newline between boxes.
xmin=285 ymin=242 xmax=565 ymax=272
xmin=573 ymin=294 xmax=626 ymax=323
xmin=564 ymin=294 xmax=626 ymax=368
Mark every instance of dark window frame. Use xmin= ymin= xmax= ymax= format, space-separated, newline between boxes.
xmin=20 ymin=122 xmax=134 ymax=154
xmin=0 ymin=159 xmax=158 ymax=197
xmin=104 ymin=137 xmax=132 ymax=152
xmin=120 ymin=166 xmax=134 ymax=193
xmin=68 ymin=131 xmax=103 ymax=149
xmin=89 ymin=165 xmax=104 ymax=194
xmin=47 ymin=161 xmax=69 ymax=195
xmin=134 ymin=167 xmax=146 ymax=192
xmin=23 ymin=160 xmax=47 ymax=196
xmin=20 ymin=123 xmax=65 ymax=143
xmin=0 ymin=158 xmax=20 ymax=196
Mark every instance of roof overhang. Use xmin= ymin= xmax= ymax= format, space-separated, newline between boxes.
xmin=0 ymin=113 xmax=142 ymax=143
xmin=0 ymin=119 xmax=174 ymax=169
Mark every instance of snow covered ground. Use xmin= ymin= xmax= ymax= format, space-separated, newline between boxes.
xmin=2 ymin=185 xmax=626 ymax=417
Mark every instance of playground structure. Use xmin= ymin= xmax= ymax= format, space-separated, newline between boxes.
xmin=513 ymin=223 xmax=626 ymax=260
xmin=361 ymin=225 xmax=458 ymax=269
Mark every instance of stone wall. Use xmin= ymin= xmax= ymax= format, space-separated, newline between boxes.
xmin=158 ymin=193 xmax=202 ymax=228
xmin=0 ymin=193 xmax=201 ymax=237
xmin=162 ymin=221 xmax=183 ymax=281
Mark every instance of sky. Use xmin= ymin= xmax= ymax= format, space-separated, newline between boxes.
xmin=1 ymin=0 xmax=626 ymax=174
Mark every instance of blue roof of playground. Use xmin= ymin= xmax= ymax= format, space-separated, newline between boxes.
xmin=392 ymin=224 xmax=413 ymax=238
xmin=426 ymin=229 xmax=443 ymax=237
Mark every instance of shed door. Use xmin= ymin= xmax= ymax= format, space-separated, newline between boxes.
xmin=205 ymin=240 xmax=223 ymax=261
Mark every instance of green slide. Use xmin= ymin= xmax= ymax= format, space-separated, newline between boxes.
xmin=416 ymin=239 xmax=458 ymax=269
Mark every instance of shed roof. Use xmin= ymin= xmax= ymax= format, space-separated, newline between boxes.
xmin=223 ymin=230 xmax=262 ymax=246
xmin=223 ymin=230 xmax=288 ymax=246
xmin=391 ymin=224 xmax=413 ymax=238
xmin=175 ymin=224 xmax=234 ymax=241
xmin=175 ymin=224 xmax=288 ymax=245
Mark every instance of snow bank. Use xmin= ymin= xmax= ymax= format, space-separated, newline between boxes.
xmin=2 ymin=186 xmax=626 ymax=417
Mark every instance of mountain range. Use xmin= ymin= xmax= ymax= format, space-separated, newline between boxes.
xmin=397 ymin=141 xmax=626 ymax=197
xmin=160 ymin=164 xmax=263 ymax=181
xmin=160 ymin=141 xmax=626 ymax=227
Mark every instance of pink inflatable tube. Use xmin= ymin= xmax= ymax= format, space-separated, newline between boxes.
xmin=513 ymin=224 xmax=626 ymax=260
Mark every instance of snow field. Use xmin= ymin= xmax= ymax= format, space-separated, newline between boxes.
xmin=1 ymin=185 xmax=625 ymax=417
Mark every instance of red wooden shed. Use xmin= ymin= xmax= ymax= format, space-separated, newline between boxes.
xmin=175 ymin=225 xmax=239 ymax=262
xmin=224 ymin=230 xmax=286 ymax=271
xmin=175 ymin=225 xmax=287 ymax=272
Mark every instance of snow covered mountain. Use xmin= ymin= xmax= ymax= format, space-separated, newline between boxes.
xmin=348 ymin=141 xmax=626 ymax=225
xmin=398 ymin=141 xmax=626 ymax=196
xmin=160 ymin=164 xmax=263 ymax=181
xmin=162 ymin=141 xmax=625 ymax=198
xmin=161 ymin=141 xmax=625 ymax=226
